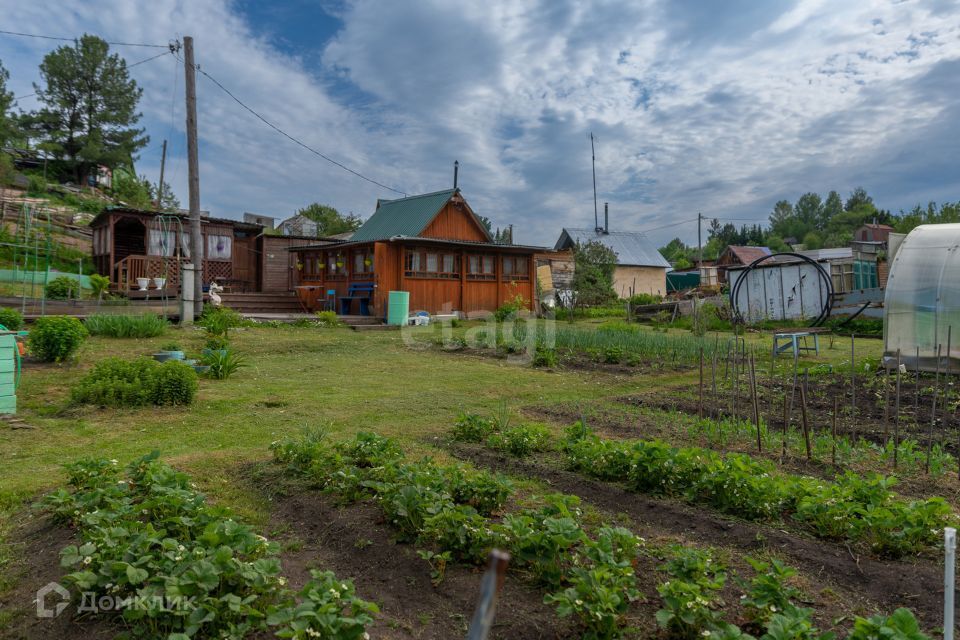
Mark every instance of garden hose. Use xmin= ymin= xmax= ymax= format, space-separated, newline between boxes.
xmin=729 ymin=252 xmax=834 ymax=327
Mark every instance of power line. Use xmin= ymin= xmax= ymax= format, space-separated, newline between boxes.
xmin=637 ymin=217 xmax=699 ymax=234
xmin=13 ymin=49 xmax=173 ymax=103
xmin=0 ymin=29 xmax=169 ymax=48
xmin=175 ymin=53 xmax=407 ymax=196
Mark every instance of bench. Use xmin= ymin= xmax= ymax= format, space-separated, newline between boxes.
xmin=339 ymin=283 xmax=375 ymax=316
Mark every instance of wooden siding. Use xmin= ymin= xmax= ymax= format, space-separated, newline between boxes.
xmin=296 ymin=242 xmax=536 ymax=317
xmin=419 ymin=201 xmax=488 ymax=242
xmin=260 ymin=236 xmax=315 ymax=292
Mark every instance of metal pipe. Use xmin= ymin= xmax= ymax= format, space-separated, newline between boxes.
xmin=946 ymin=527 xmax=956 ymax=640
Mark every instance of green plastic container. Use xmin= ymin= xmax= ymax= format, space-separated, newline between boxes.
xmin=387 ymin=291 xmax=410 ymax=326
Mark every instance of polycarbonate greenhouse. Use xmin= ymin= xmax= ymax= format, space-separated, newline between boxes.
xmin=883 ymin=223 xmax=960 ymax=370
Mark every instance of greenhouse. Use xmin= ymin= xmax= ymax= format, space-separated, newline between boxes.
xmin=883 ymin=223 xmax=960 ymax=370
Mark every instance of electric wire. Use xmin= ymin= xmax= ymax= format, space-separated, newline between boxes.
xmin=175 ymin=52 xmax=407 ymax=196
xmin=0 ymin=29 xmax=169 ymax=48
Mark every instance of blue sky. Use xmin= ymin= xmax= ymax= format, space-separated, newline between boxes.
xmin=0 ymin=0 xmax=958 ymax=247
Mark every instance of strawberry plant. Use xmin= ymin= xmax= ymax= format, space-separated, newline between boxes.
xmin=847 ymin=608 xmax=930 ymax=640
xmin=487 ymin=423 xmax=552 ymax=457
xmin=451 ymin=411 xmax=497 ymax=442
xmin=268 ymin=570 xmax=378 ymax=639
xmin=737 ymin=557 xmax=802 ymax=628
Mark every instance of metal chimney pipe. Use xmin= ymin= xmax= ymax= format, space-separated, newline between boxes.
xmin=604 ymin=202 xmax=609 ymax=234
xmin=454 ymin=160 xmax=459 ymax=189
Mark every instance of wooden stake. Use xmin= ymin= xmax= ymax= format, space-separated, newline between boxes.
xmin=750 ymin=354 xmax=761 ymax=452
xmin=894 ymin=348 xmax=901 ymax=470
xmin=915 ymin=345 xmax=921 ymax=418
xmin=781 ymin=392 xmax=789 ymax=462
xmin=799 ymin=384 xmax=812 ymax=461
xmin=698 ymin=346 xmax=704 ymax=419
xmin=850 ymin=333 xmax=856 ymax=442
xmin=832 ymin=395 xmax=838 ymax=466
xmin=710 ymin=353 xmax=718 ymax=422
xmin=926 ymin=343 xmax=942 ymax=474
xmin=942 ymin=327 xmax=952 ymax=448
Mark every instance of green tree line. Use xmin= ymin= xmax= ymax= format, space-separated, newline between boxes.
xmin=660 ymin=187 xmax=960 ymax=269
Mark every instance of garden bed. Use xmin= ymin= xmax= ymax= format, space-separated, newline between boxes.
xmin=444 ymin=442 xmax=944 ymax=630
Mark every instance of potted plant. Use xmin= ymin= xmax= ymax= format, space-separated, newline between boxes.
xmin=154 ymin=342 xmax=185 ymax=362
xmin=136 ymin=277 xmax=151 ymax=291
xmin=153 ymin=277 xmax=167 ymax=289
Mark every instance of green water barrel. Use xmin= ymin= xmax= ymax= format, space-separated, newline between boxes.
xmin=387 ymin=291 xmax=410 ymax=326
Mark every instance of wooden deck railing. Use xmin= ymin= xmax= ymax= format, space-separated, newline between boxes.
xmin=114 ymin=255 xmax=233 ymax=292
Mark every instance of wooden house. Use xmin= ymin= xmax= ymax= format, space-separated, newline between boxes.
xmin=90 ymin=207 xmax=328 ymax=294
xmin=716 ymin=245 xmax=771 ymax=283
xmin=554 ymin=227 xmax=671 ymax=298
xmin=289 ymin=189 xmax=543 ymax=317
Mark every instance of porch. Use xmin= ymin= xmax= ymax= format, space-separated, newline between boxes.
xmin=111 ymin=255 xmax=236 ymax=294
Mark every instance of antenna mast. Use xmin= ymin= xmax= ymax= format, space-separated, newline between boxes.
xmin=591 ymin=132 xmax=599 ymax=232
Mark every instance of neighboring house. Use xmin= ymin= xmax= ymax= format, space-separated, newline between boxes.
xmin=277 ymin=214 xmax=319 ymax=237
xmin=290 ymin=188 xmax=544 ymax=317
xmin=90 ymin=207 xmax=330 ymax=294
xmin=716 ymin=245 xmax=771 ymax=283
xmin=855 ymin=223 xmax=894 ymax=244
xmin=244 ymin=212 xmax=276 ymax=229
xmin=534 ymin=249 xmax=574 ymax=307
xmin=553 ymin=228 xmax=670 ymax=298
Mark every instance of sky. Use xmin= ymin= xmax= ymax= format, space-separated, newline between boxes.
xmin=0 ymin=0 xmax=958 ymax=248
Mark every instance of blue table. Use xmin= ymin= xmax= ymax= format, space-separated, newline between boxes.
xmin=773 ymin=332 xmax=820 ymax=357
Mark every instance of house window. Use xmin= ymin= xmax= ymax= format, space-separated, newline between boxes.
xmin=353 ymin=250 xmax=374 ymax=277
xmin=148 ymin=229 xmax=176 ymax=257
xmin=467 ymin=254 xmax=496 ymax=280
xmin=405 ymin=248 xmax=459 ymax=278
xmin=325 ymin=253 xmax=346 ymax=279
xmin=206 ymin=234 xmax=232 ymax=260
xmin=501 ymin=256 xmax=529 ymax=281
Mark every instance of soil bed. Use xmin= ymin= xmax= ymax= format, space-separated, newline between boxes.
xmin=257 ymin=468 xmax=576 ymax=640
xmin=446 ymin=442 xmax=945 ymax=631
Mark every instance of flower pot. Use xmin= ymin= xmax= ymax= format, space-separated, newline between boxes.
xmin=158 ymin=350 xmax=185 ymax=360
xmin=153 ymin=352 xmax=174 ymax=362
xmin=201 ymin=348 xmax=229 ymax=358
xmin=136 ymin=277 xmax=150 ymax=290
xmin=153 ymin=277 xmax=167 ymax=289
xmin=193 ymin=365 xmax=211 ymax=375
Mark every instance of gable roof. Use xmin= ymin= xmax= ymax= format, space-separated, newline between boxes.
xmin=349 ymin=188 xmax=491 ymax=243
xmin=554 ymin=228 xmax=670 ymax=268
xmin=722 ymin=245 xmax=771 ymax=265
xmin=859 ymin=223 xmax=894 ymax=231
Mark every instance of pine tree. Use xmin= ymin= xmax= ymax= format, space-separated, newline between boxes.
xmin=24 ymin=35 xmax=148 ymax=183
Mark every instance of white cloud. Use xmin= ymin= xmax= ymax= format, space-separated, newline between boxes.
xmin=0 ymin=0 xmax=957 ymax=248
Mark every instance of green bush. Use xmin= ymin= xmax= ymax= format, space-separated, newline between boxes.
xmin=0 ymin=307 xmax=23 ymax=330
xmin=148 ymin=360 xmax=198 ymax=405
xmin=70 ymin=357 xmax=198 ymax=407
xmin=84 ymin=313 xmax=168 ymax=338
xmin=28 ymin=315 xmax=87 ymax=362
xmin=487 ymin=423 xmax=552 ymax=457
xmin=26 ymin=174 xmax=47 ymax=197
xmin=627 ymin=293 xmax=662 ymax=306
xmin=88 ymin=274 xmax=110 ymax=300
xmin=45 ymin=276 xmax=82 ymax=300
xmin=199 ymin=305 xmax=244 ymax=339
xmin=532 ymin=345 xmax=558 ymax=368
xmin=315 ymin=310 xmax=342 ymax=327
xmin=451 ymin=411 xmax=496 ymax=443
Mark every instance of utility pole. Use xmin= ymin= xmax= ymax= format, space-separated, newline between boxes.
xmin=184 ymin=36 xmax=203 ymax=317
xmin=590 ymin=132 xmax=599 ymax=233
xmin=697 ymin=212 xmax=703 ymax=272
xmin=156 ymin=139 xmax=167 ymax=212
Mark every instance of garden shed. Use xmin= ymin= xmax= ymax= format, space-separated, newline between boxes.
xmin=883 ymin=223 xmax=960 ymax=370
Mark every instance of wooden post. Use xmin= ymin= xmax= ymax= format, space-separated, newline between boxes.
xmin=832 ymin=395 xmax=838 ymax=466
xmin=698 ymin=347 xmax=704 ymax=419
xmin=750 ymin=353 xmax=761 ymax=452
xmin=943 ymin=327 xmax=953 ymax=448
xmin=915 ymin=345 xmax=921 ymax=417
xmin=184 ymin=36 xmax=204 ymax=316
xmin=781 ymin=392 xmax=789 ymax=462
xmin=926 ymin=343 xmax=942 ymax=474
xmin=710 ymin=353 xmax=718 ymax=422
xmin=894 ymin=348 xmax=901 ymax=470
xmin=883 ymin=365 xmax=890 ymax=442
xmin=799 ymin=384 xmax=812 ymax=461
xmin=850 ymin=333 xmax=857 ymax=443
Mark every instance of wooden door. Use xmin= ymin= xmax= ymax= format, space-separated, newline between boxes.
xmin=232 ymin=234 xmax=257 ymax=291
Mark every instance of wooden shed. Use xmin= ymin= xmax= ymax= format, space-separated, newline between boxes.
xmin=290 ymin=189 xmax=544 ymax=317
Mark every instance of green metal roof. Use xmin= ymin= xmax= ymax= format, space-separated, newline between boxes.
xmin=349 ymin=189 xmax=459 ymax=242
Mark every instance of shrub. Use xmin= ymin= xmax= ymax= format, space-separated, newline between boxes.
xmin=532 ymin=344 xmax=558 ymax=368
xmin=201 ymin=347 xmax=246 ymax=380
xmin=149 ymin=361 xmax=198 ymax=405
xmin=0 ymin=307 xmax=23 ymax=330
xmin=70 ymin=357 xmax=198 ymax=407
xmin=494 ymin=294 xmax=526 ymax=322
xmin=487 ymin=423 xmax=552 ymax=457
xmin=45 ymin=275 xmax=81 ymax=300
xmin=199 ymin=305 xmax=244 ymax=338
xmin=28 ymin=315 xmax=87 ymax=362
xmin=84 ymin=313 xmax=168 ymax=338
xmin=628 ymin=293 xmax=662 ymax=306
xmin=451 ymin=411 xmax=496 ymax=443
xmin=26 ymin=174 xmax=47 ymax=196
xmin=315 ymin=310 xmax=342 ymax=327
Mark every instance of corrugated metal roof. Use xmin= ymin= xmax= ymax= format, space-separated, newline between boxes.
xmin=554 ymin=228 xmax=670 ymax=268
xmin=349 ymin=189 xmax=457 ymax=242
